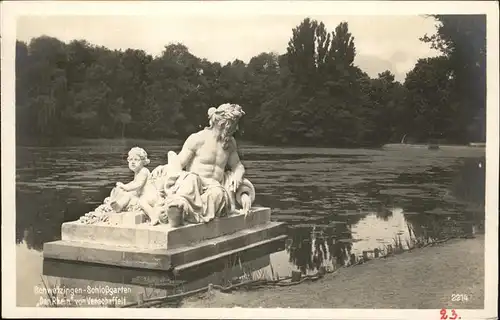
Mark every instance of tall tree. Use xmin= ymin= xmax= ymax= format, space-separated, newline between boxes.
xmin=16 ymin=41 xmax=31 ymax=142
xmin=404 ymin=56 xmax=456 ymax=142
xmin=23 ymin=36 xmax=69 ymax=142
xmin=362 ymin=70 xmax=408 ymax=145
xmin=320 ymin=22 xmax=363 ymax=146
xmin=286 ymin=18 xmax=331 ymax=92
xmin=421 ymin=14 xmax=486 ymax=142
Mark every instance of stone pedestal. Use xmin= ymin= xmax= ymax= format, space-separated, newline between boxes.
xmin=43 ymin=239 xmax=282 ymax=290
xmin=43 ymin=207 xmax=286 ymax=272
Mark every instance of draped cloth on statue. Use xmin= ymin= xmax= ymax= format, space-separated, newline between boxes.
xmin=164 ymin=172 xmax=230 ymax=223
xmin=159 ymin=152 xmax=256 ymax=224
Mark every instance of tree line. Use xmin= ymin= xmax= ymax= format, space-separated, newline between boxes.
xmin=15 ymin=15 xmax=486 ymax=147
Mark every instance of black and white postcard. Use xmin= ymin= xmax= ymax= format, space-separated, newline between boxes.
xmin=2 ymin=1 xmax=498 ymax=319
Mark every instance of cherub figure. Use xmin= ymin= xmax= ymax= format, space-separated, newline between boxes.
xmin=109 ymin=147 xmax=160 ymax=225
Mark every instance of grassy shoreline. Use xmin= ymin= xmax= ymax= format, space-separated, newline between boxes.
xmin=181 ymin=235 xmax=485 ymax=309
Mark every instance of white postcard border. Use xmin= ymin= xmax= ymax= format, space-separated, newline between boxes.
xmin=1 ymin=1 xmax=498 ymax=319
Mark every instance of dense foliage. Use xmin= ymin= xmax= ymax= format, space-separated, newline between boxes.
xmin=16 ymin=15 xmax=486 ymax=146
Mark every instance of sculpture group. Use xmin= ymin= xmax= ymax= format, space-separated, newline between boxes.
xmin=79 ymin=103 xmax=255 ymax=227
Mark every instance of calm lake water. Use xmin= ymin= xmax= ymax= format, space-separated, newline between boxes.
xmin=15 ymin=140 xmax=485 ymax=307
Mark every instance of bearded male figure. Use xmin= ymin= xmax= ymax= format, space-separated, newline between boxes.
xmin=150 ymin=103 xmax=255 ymax=226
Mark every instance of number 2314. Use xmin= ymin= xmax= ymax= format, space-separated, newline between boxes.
xmin=451 ymin=294 xmax=469 ymax=302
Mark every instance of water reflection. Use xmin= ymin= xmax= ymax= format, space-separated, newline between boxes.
xmin=21 ymin=237 xmax=285 ymax=307
xmin=15 ymin=141 xmax=485 ymax=305
xmin=283 ymin=205 xmax=479 ymax=273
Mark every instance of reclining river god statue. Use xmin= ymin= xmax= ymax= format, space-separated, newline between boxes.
xmin=78 ymin=103 xmax=256 ymax=228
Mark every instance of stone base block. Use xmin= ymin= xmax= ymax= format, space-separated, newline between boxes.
xmin=42 ymin=241 xmax=281 ymax=290
xmin=172 ymin=233 xmax=286 ymax=278
xmin=62 ymin=207 xmax=271 ymax=249
xmin=44 ymin=221 xmax=286 ymax=271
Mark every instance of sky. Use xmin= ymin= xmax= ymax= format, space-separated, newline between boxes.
xmin=16 ymin=14 xmax=442 ymax=82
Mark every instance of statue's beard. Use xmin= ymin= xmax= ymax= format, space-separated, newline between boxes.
xmin=214 ymin=124 xmax=234 ymax=149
